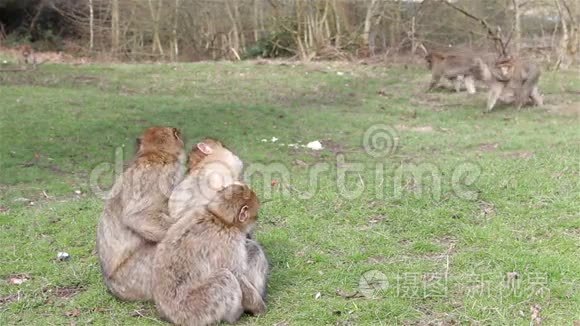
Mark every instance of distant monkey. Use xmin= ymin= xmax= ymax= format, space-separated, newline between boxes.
xmin=424 ymin=49 xmax=477 ymax=94
xmin=96 ymin=127 xmax=186 ymax=301
xmin=473 ymin=56 xmax=543 ymax=112
xmin=19 ymin=45 xmax=36 ymax=66
xmin=154 ymin=183 xmax=266 ymax=325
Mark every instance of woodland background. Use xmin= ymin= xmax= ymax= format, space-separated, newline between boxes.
xmin=0 ymin=0 xmax=578 ymax=66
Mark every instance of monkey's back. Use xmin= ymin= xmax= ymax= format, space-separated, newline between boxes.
xmin=96 ymin=163 xmax=179 ymax=278
xmin=153 ymin=213 xmax=246 ymax=299
xmin=169 ymin=163 xmax=240 ymax=220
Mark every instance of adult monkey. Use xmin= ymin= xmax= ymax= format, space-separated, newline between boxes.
xmin=423 ymin=47 xmax=479 ymax=94
xmin=472 ymin=56 xmax=543 ymax=112
xmin=97 ymin=127 xmax=186 ymax=301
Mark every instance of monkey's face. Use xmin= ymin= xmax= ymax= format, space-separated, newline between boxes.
xmin=425 ymin=52 xmax=446 ymax=70
xmin=137 ymin=127 xmax=185 ymax=156
xmin=495 ymin=57 xmax=515 ymax=80
xmin=188 ymin=139 xmax=244 ymax=179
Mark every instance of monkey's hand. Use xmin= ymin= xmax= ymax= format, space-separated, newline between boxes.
xmin=123 ymin=209 xmax=171 ymax=243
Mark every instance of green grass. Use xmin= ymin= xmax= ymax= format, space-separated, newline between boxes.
xmin=0 ymin=61 xmax=579 ymax=325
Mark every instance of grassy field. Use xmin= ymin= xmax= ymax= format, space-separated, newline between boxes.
xmin=0 ymin=59 xmax=579 ymax=325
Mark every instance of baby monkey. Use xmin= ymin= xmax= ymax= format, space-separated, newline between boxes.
xmin=154 ymin=182 xmax=266 ymax=325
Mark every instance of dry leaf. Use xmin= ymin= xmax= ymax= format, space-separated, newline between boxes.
xmin=293 ymin=159 xmax=308 ymax=167
xmin=8 ymin=274 xmax=30 ymax=285
xmin=368 ymin=215 xmax=387 ymax=224
xmin=507 ymin=272 xmax=519 ymax=281
xmin=530 ymin=304 xmax=542 ymax=325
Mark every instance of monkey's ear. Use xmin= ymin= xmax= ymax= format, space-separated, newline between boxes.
xmin=238 ymin=205 xmax=249 ymax=223
xmin=208 ymin=184 xmax=251 ymax=225
xmin=196 ymin=142 xmax=213 ymax=155
xmin=135 ymin=137 xmax=142 ymax=150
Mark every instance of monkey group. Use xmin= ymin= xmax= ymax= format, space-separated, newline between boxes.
xmin=97 ymin=127 xmax=268 ymax=325
xmin=423 ymin=47 xmax=543 ymax=112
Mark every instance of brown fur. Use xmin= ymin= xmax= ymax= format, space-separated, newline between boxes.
xmin=154 ymin=183 xmax=266 ymax=326
xmin=169 ymin=138 xmax=269 ymax=301
xmin=20 ymin=45 xmax=34 ymax=65
xmin=96 ymin=126 xmax=186 ymax=301
xmin=168 ymin=138 xmax=244 ymax=221
xmin=425 ymin=49 xmax=478 ymax=94
xmin=473 ymin=56 xmax=543 ymax=112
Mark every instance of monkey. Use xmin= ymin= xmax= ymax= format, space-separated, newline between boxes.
xmin=19 ymin=45 xmax=35 ymax=65
xmin=424 ymin=49 xmax=478 ymax=94
xmin=96 ymin=126 xmax=186 ymax=301
xmin=168 ymin=138 xmax=269 ymax=300
xmin=168 ymin=138 xmax=244 ymax=220
xmin=244 ymin=238 xmax=269 ymax=300
xmin=495 ymin=57 xmax=543 ymax=109
xmin=472 ymin=56 xmax=543 ymax=112
xmin=153 ymin=183 xmax=267 ymax=326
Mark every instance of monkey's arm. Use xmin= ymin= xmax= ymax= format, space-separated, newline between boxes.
xmin=122 ymin=191 xmax=172 ymax=243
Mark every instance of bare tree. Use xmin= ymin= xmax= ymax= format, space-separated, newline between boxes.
xmin=111 ymin=0 xmax=120 ymax=54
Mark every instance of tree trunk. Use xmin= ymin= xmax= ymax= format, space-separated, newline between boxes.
xmin=89 ymin=0 xmax=94 ymax=51
xmin=513 ymin=0 xmax=521 ymax=54
xmin=554 ymin=0 xmax=571 ymax=68
xmin=332 ymin=0 xmax=341 ymax=48
xmin=111 ymin=0 xmax=120 ymax=54
xmin=225 ymin=0 xmax=240 ymax=55
xmin=148 ymin=0 xmax=165 ymax=56
xmin=253 ymin=0 xmax=260 ymax=42
xmin=362 ymin=0 xmax=377 ymax=48
xmin=173 ymin=0 xmax=180 ymax=61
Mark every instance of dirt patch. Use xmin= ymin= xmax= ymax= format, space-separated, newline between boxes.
xmin=502 ymin=151 xmax=534 ymax=160
xmin=72 ymin=75 xmax=104 ymax=87
xmin=411 ymin=92 xmax=467 ymax=112
xmin=368 ymin=215 xmax=388 ymax=225
xmin=322 ymin=139 xmax=347 ymax=154
xmin=478 ymin=143 xmax=500 ymax=152
xmin=366 ymin=255 xmax=390 ymax=264
xmin=0 ymin=46 xmax=90 ymax=64
xmin=546 ymin=102 xmax=580 ymax=117
xmin=0 ymin=293 xmax=21 ymax=306
xmin=273 ymin=86 xmax=360 ymax=108
xmin=5 ymin=273 xmax=31 ymax=285
xmin=479 ymin=200 xmax=496 ymax=217
xmin=396 ymin=124 xmax=435 ymax=133
xmin=43 ymin=285 xmax=84 ymax=299
xmin=64 ymin=308 xmax=81 ymax=318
